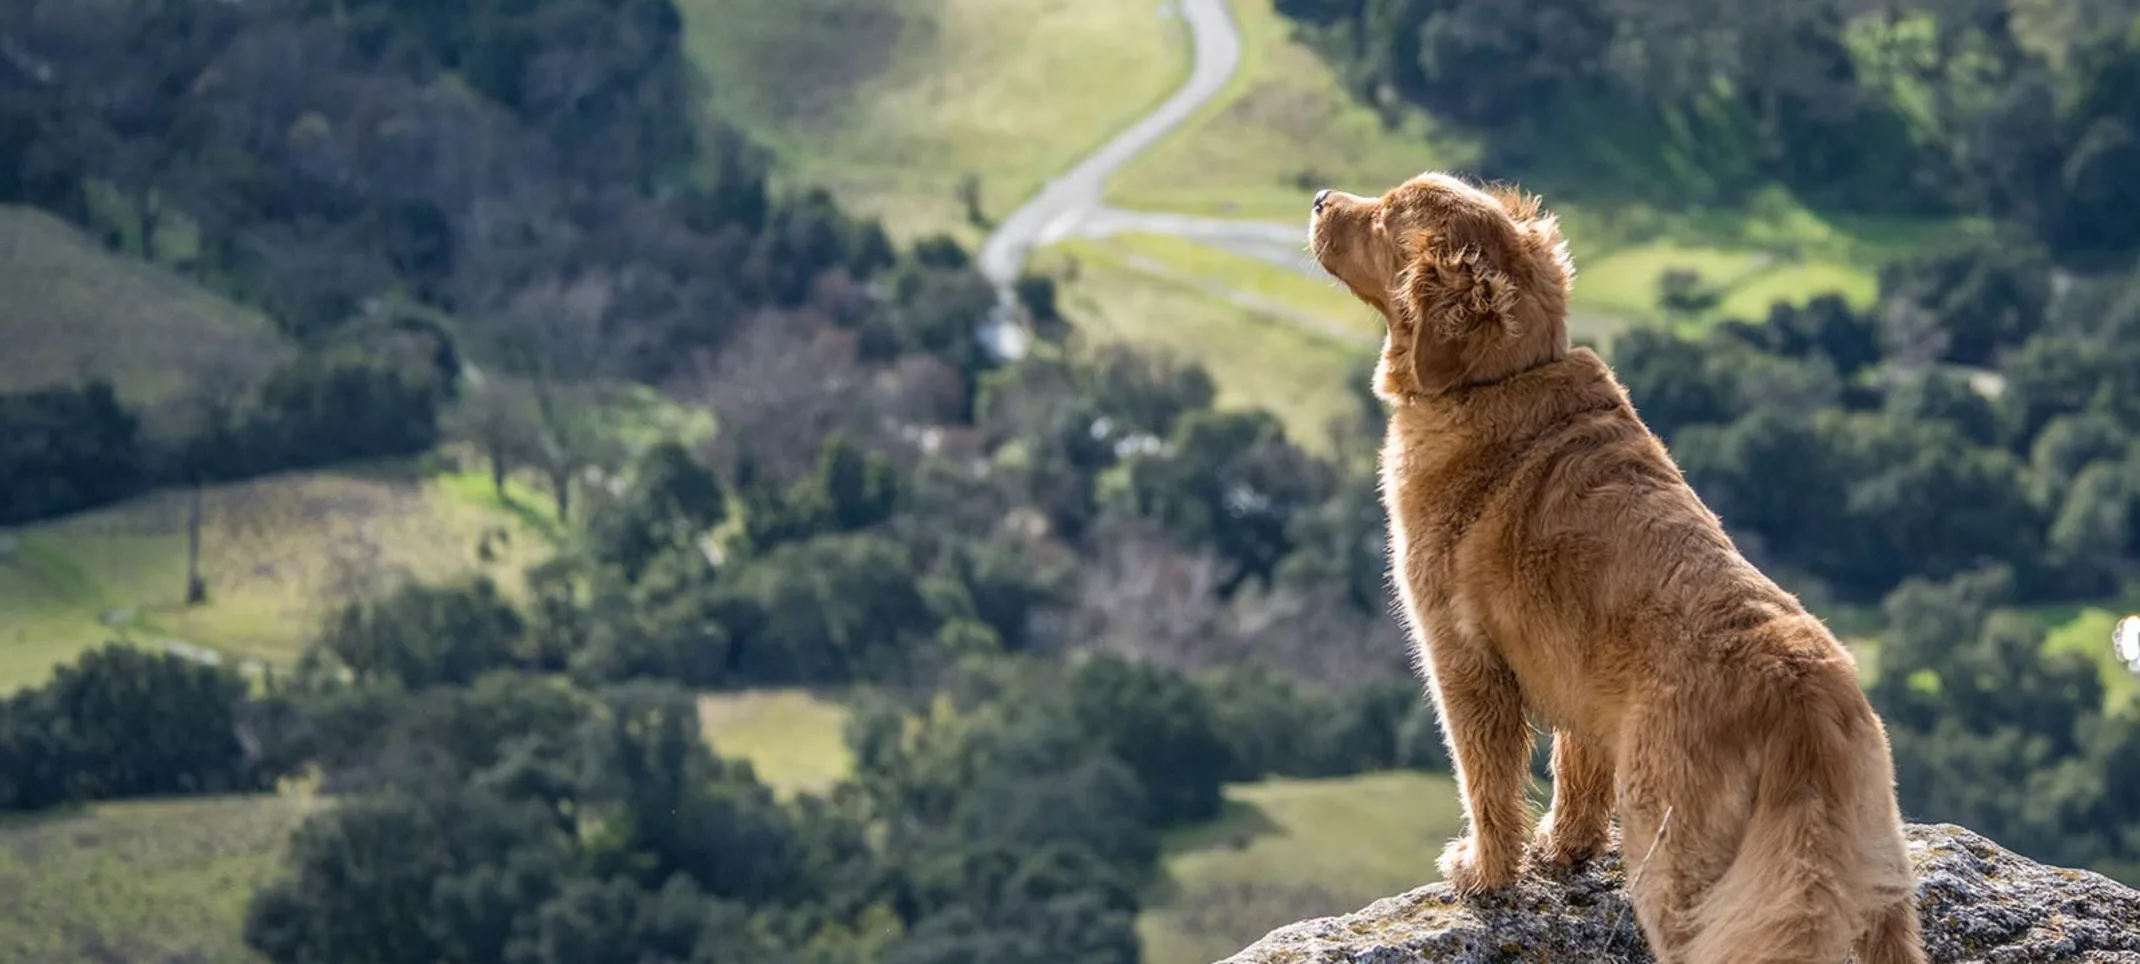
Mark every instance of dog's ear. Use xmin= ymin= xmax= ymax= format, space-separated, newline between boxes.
xmin=1486 ymin=182 xmax=1575 ymax=295
xmin=1397 ymin=235 xmax=1518 ymax=395
xmin=1522 ymin=210 xmax=1577 ymax=296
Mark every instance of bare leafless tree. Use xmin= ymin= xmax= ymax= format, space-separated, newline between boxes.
xmin=450 ymin=276 xmax=626 ymax=521
xmin=444 ymin=370 xmax=547 ymax=500
xmin=1221 ymin=582 xmax=1411 ymax=689
xmin=171 ymin=340 xmax=280 ymax=607
xmin=682 ymin=308 xmax=883 ymax=482
xmin=1879 ymin=296 xmax=1953 ymax=372
xmin=1030 ymin=505 xmax=1411 ymax=688
xmin=1038 ymin=513 xmax=1229 ymax=669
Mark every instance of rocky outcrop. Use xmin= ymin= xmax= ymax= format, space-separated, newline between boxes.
xmin=1221 ymin=824 xmax=2140 ymax=963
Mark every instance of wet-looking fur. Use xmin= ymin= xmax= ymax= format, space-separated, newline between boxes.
xmin=1308 ymin=171 xmax=1927 ymax=964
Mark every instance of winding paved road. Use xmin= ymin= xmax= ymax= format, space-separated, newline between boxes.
xmin=976 ymin=0 xmax=1244 ymax=286
xmin=970 ymin=0 xmax=1647 ymax=353
xmin=974 ymin=0 xmax=1351 ymax=354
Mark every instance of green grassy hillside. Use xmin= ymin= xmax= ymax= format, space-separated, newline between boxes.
xmin=682 ymin=0 xmax=1189 ymax=245
xmin=0 ymin=793 xmax=319 ymax=964
xmin=0 ymin=461 xmax=556 ymax=692
xmin=1039 ymin=239 xmax=1374 ymax=449
xmin=1139 ymin=772 xmax=1466 ymax=964
xmin=1096 ymin=232 xmax=1382 ymax=341
xmin=0 ymin=205 xmax=289 ymax=440
xmin=672 ymin=0 xmax=1930 ymax=422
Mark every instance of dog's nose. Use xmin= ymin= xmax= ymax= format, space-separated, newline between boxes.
xmin=1313 ymin=189 xmax=1333 ymax=213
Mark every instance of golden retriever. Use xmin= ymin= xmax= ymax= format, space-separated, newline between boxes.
xmin=1307 ymin=172 xmax=1924 ymax=964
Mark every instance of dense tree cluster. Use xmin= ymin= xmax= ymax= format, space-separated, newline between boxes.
xmin=1605 ymin=223 xmax=2140 ymax=885
xmin=0 ymin=338 xmax=458 ymax=526
xmin=1872 ymin=564 xmax=2140 ymax=884
xmin=0 ymin=382 xmax=146 ymax=525
xmin=1280 ymin=0 xmax=2140 ymax=256
xmin=1613 ymin=241 xmax=2140 ymax=605
xmin=0 ymin=644 xmax=266 ymax=810
xmin=0 ymin=0 xmax=976 ymax=526
xmin=0 ymin=634 xmax=1437 ymax=964
xmin=233 ymin=638 xmax=1448 ymax=964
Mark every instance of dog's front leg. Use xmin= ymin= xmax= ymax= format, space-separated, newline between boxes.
xmin=1418 ymin=618 xmax=1533 ymax=893
xmin=1533 ymin=728 xmax=1615 ymax=866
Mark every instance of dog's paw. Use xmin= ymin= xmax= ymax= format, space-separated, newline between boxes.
xmin=1438 ymin=835 xmax=1523 ymax=894
xmin=1528 ymin=814 xmax=1607 ymax=868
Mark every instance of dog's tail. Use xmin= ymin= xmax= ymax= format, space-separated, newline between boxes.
xmin=1680 ymin=676 xmax=1924 ymax=964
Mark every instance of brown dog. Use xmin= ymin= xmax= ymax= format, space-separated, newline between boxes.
xmin=1307 ymin=172 xmax=1925 ymax=964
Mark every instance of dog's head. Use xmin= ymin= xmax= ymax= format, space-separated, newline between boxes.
xmin=1309 ymin=171 xmax=1574 ymax=401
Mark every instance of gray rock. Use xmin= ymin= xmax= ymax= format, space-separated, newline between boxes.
xmin=1219 ymin=824 xmax=2140 ymax=963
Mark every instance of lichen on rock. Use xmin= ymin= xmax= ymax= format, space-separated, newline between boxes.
xmin=1220 ymin=824 xmax=2140 ymax=963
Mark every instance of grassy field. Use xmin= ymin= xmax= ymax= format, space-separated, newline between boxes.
xmin=0 ymin=205 xmax=289 ymax=440
xmin=1098 ymin=233 xmax=1381 ymax=341
xmin=1139 ymin=771 xmax=1466 ymax=964
xmin=683 ymin=0 xmax=1189 ymax=245
xmin=0 ymin=689 xmax=858 ymax=963
xmin=1106 ymin=0 xmax=1469 ymax=222
xmin=1041 ymin=238 xmax=1375 ymax=449
xmin=1101 ymin=0 xmax=1972 ymax=330
xmin=698 ymin=688 xmax=856 ymax=797
xmin=2035 ymin=599 xmax=2140 ymax=717
xmin=0 ymin=793 xmax=319 ymax=964
xmin=0 ymin=460 xmax=556 ymax=692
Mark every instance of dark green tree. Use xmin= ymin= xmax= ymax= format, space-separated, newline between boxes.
xmin=1065 ymin=651 xmax=1232 ymax=826
xmin=1114 ymin=408 xmax=1333 ymax=595
xmin=316 ymin=578 xmax=526 ymax=688
xmin=40 ymin=643 xmax=260 ymax=799
xmin=589 ymin=441 xmax=729 ymax=582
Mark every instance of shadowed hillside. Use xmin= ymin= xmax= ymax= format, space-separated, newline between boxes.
xmin=0 ymin=206 xmax=288 ymax=439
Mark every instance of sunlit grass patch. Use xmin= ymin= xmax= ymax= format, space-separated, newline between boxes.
xmin=1138 ymin=771 xmax=1464 ymax=964
xmin=0 ymin=793 xmax=322 ymax=964
xmin=698 ymin=688 xmax=856 ymax=798
xmin=1044 ymin=238 xmax=1373 ymax=451
xmin=685 ymin=0 xmax=1190 ymax=244
xmin=0 ymin=462 xmax=555 ymax=691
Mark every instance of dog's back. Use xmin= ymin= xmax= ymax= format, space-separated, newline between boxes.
xmin=1384 ymin=346 xmax=1923 ymax=963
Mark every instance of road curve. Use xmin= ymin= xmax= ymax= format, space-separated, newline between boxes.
xmin=976 ymin=0 xmax=1245 ymax=290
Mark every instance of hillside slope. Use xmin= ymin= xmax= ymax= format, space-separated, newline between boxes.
xmin=1141 ymin=772 xmax=1464 ymax=964
xmin=0 ymin=793 xmax=319 ymax=964
xmin=0 ymin=463 xmax=556 ymax=691
xmin=0 ymin=205 xmax=564 ymax=691
xmin=0 ymin=206 xmax=289 ymax=439
xmin=683 ymin=0 xmax=1188 ymax=244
